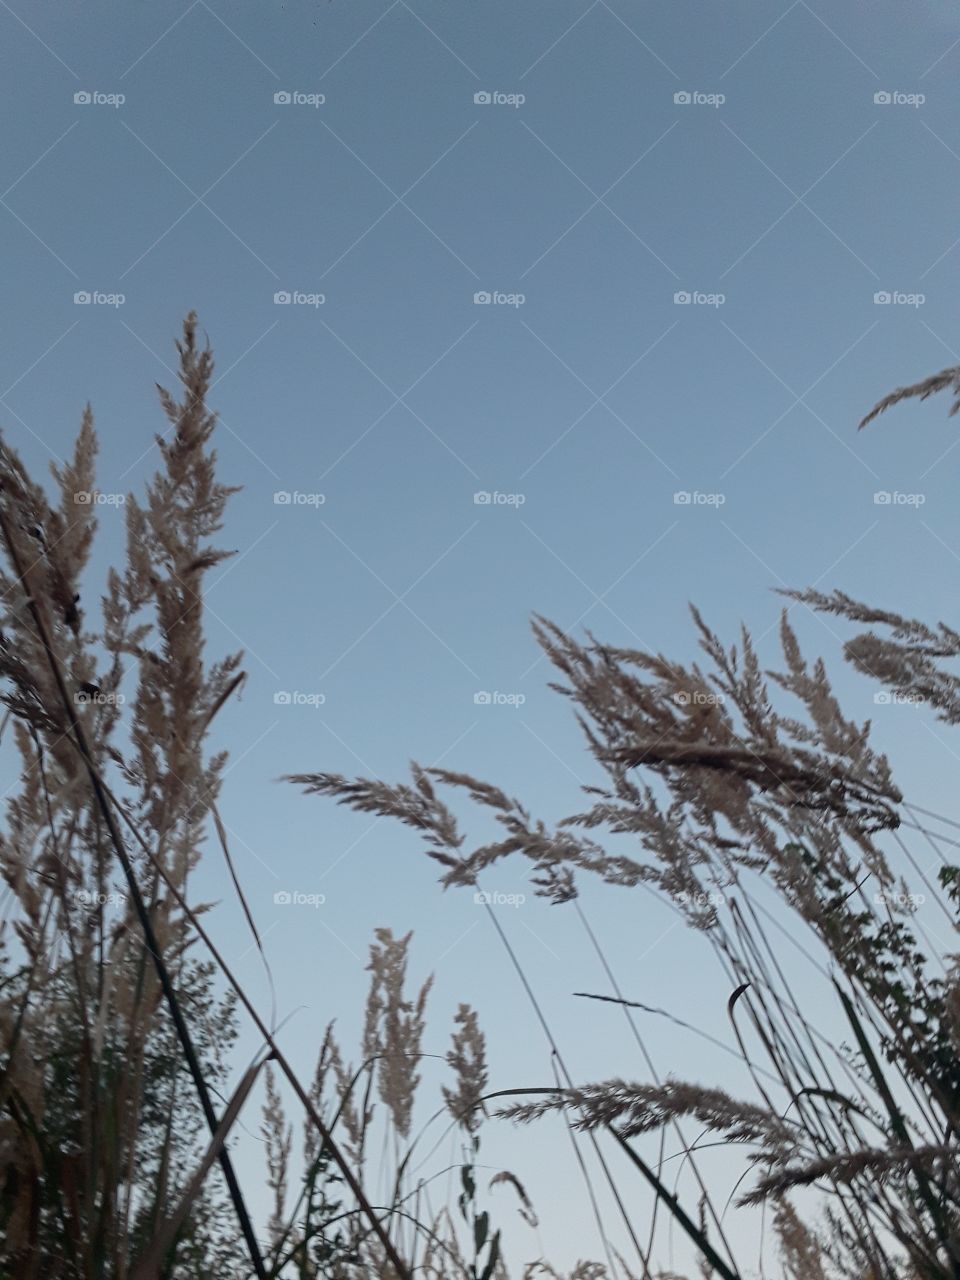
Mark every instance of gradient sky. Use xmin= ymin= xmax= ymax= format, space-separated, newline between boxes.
xmin=2 ymin=2 xmax=960 ymax=1274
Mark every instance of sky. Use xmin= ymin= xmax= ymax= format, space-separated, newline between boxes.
xmin=2 ymin=1 xmax=960 ymax=1274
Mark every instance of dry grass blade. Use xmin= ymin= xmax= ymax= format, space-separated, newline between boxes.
xmin=859 ymin=364 xmax=960 ymax=429
xmin=0 ymin=423 xmax=268 ymax=1280
xmin=132 ymin=1055 xmax=270 ymax=1280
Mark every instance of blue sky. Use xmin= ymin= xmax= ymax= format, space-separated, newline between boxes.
xmin=3 ymin=1 xmax=960 ymax=1273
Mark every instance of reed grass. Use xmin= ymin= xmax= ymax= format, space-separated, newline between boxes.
xmin=3 ymin=315 xmax=959 ymax=1277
